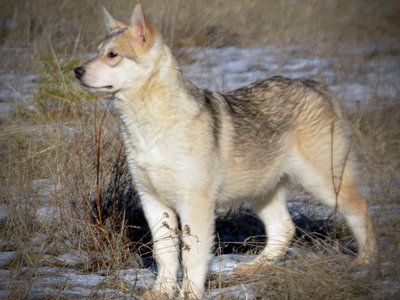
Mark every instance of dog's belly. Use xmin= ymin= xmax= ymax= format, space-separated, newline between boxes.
xmin=129 ymin=145 xmax=288 ymax=208
xmin=216 ymin=167 xmax=283 ymax=204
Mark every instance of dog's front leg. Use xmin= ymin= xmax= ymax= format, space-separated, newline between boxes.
xmin=178 ymin=194 xmax=215 ymax=299
xmin=140 ymin=193 xmax=180 ymax=298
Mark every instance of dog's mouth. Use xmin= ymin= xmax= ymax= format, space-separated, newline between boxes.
xmin=80 ymin=82 xmax=114 ymax=91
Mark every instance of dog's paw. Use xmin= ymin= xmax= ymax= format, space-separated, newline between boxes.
xmin=234 ymin=262 xmax=260 ymax=276
xmin=234 ymin=258 xmax=275 ymax=276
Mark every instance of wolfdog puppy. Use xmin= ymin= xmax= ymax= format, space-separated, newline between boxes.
xmin=74 ymin=4 xmax=377 ymax=299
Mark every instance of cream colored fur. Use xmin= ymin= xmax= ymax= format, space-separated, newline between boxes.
xmin=74 ymin=4 xmax=378 ymax=299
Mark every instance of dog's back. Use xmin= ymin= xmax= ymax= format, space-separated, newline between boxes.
xmin=207 ymin=76 xmax=351 ymax=203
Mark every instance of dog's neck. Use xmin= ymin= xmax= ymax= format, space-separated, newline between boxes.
xmin=114 ymin=45 xmax=203 ymax=129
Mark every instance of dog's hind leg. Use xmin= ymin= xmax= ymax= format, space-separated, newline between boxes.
xmin=289 ymin=151 xmax=378 ymax=265
xmin=235 ymin=183 xmax=295 ymax=275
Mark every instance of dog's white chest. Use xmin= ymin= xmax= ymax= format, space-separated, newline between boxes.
xmin=121 ymin=122 xmax=200 ymax=202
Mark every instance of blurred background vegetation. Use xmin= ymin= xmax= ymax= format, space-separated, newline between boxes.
xmin=1 ymin=0 xmax=400 ymax=60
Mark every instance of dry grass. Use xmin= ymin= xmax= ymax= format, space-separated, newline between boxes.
xmin=1 ymin=0 xmax=399 ymax=299
xmin=1 ymin=0 xmax=400 ymax=70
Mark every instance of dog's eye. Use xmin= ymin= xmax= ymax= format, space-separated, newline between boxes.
xmin=107 ymin=51 xmax=118 ymax=58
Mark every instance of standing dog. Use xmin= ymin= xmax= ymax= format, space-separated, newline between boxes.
xmin=75 ymin=4 xmax=377 ymax=299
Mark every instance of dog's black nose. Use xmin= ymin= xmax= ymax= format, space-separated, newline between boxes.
xmin=74 ymin=66 xmax=86 ymax=79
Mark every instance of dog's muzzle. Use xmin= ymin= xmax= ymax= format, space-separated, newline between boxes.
xmin=74 ymin=66 xmax=86 ymax=79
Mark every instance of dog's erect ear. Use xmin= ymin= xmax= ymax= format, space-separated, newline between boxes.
xmin=128 ymin=4 xmax=158 ymax=54
xmin=102 ymin=7 xmax=126 ymax=34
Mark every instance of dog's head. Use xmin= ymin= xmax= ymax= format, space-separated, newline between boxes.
xmin=74 ymin=4 xmax=161 ymax=94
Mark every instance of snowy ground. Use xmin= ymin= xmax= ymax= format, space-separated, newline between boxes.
xmin=1 ymin=44 xmax=399 ymax=298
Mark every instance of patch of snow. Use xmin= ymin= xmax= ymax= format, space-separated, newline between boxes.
xmin=371 ymin=280 xmax=400 ymax=298
xmin=370 ymin=204 xmax=400 ymax=222
xmin=41 ymin=271 xmax=104 ymax=288
xmin=0 ymin=72 xmax=38 ymax=119
xmin=36 ymin=206 xmax=61 ymax=223
xmin=31 ymin=233 xmax=47 ymax=246
xmin=332 ymin=83 xmax=374 ymax=102
xmin=116 ymin=268 xmax=155 ymax=290
xmin=206 ymin=284 xmax=256 ymax=300
xmin=54 ymin=253 xmax=89 ymax=267
xmin=209 ymin=254 xmax=254 ymax=275
xmin=0 ymin=252 xmax=16 ymax=266
xmin=287 ymin=247 xmax=320 ymax=260
xmin=32 ymin=179 xmax=57 ymax=198
xmin=0 ymin=205 xmax=8 ymax=223
xmin=0 ymin=291 xmax=10 ymax=299
xmin=56 ymin=286 xmax=93 ymax=297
